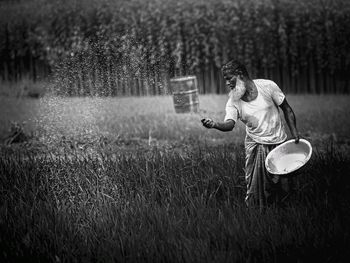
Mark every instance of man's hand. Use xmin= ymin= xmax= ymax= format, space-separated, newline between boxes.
xmin=201 ymin=118 xmax=216 ymax=129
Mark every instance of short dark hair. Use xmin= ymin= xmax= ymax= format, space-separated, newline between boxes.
xmin=221 ymin=60 xmax=249 ymax=78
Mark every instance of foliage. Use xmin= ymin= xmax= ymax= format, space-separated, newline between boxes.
xmin=1 ymin=0 xmax=350 ymax=94
xmin=0 ymin=139 xmax=350 ymax=262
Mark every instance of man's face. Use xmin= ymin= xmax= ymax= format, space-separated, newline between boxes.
xmin=223 ymin=68 xmax=246 ymax=101
xmin=223 ymin=69 xmax=243 ymax=91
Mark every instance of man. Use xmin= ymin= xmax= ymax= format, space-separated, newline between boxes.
xmin=201 ymin=60 xmax=300 ymax=208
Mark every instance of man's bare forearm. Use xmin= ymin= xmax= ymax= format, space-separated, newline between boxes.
xmin=284 ymin=108 xmax=299 ymax=138
xmin=280 ymin=99 xmax=300 ymax=142
xmin=213 ymin=120 xmax=235 ymax=132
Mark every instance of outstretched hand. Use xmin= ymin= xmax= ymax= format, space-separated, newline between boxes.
xmin=201 ymin=118 xmax=215 ymax=129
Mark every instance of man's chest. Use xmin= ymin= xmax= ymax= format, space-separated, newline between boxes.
xmin=240 ymin=95 xmax=273 ymax=120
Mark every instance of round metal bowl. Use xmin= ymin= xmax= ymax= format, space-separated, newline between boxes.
xmin=265 ymin=139 xmax=312 ymax=175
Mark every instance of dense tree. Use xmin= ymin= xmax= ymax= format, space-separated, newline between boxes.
xmin=0 ymin=0 xmax=349 ymax=95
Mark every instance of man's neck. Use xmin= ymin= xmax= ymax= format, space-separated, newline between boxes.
xmin=241 ymin=79 xmax=258 ymax=102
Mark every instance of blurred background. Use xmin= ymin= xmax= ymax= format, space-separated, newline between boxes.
xmin=1 ymin=0 xmax=349 ymax=96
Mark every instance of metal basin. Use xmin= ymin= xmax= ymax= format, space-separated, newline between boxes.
xmin=265 ymin=139 xmax=312 ymax=175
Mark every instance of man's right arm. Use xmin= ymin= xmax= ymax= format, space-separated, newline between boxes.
xmin=201 ymin=118 xmax=235 ymax=132
xmin=201 ymin=99 xmax=237 ymax=132
xmin=214 ymin=120 xmax=235 ymax=131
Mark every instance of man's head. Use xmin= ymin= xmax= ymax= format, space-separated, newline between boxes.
xmin=221 ymin=60 xmax=249 ymax=87
xmin=221 ymin=60 xmax=249 ymax=100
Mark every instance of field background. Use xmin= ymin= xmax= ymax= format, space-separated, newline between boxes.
xmin=1 ymin=95 xmax=350 ymax=150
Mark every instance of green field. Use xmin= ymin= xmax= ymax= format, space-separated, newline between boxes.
xmin=1 ymin=94 xmax=350 ymax=262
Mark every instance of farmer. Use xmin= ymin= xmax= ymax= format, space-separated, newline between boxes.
xmin=201 ymin=60 xmax=300 ymax=208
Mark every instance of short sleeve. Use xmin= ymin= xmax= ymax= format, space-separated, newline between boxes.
xmin=270 ymin=81 xmax=285 ymax=106
xmin=224 ymin=99 xmax=239 ymax=122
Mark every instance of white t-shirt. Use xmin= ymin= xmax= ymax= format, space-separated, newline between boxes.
xmin=224 ymin=79 xmax=287 ymax=144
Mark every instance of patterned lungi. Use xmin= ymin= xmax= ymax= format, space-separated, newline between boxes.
xmin=244 ymin=135 xmax=291 ymax=209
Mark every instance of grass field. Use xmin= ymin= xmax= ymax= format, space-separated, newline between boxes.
xmin=1 ymin=94 xmax=350 ymax=262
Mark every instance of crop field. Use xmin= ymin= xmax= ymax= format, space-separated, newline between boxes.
xmin=0 ymin=94 xmax=350 ymax=262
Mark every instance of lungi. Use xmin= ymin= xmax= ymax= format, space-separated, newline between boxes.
xmin=244 ymin=135 xmax=291 ymax=209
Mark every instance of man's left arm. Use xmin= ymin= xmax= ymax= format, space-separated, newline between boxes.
xmin=279 ymin=98 xmax=300 ymax=143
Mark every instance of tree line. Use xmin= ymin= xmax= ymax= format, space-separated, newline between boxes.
xmin=0 ymin=0 xmax=349 ymax=95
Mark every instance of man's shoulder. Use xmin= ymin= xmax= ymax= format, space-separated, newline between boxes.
xmin=253 ymin=79 xmax=278 ymax=88
xmin=226 ymin=97 xmax=241 ymax=109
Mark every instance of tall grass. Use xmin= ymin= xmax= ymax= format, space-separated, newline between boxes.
xmin=0 ymin=141 xmax=349 ymax=262
xmin=0 ymin=95 xmax=349 ymax=262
